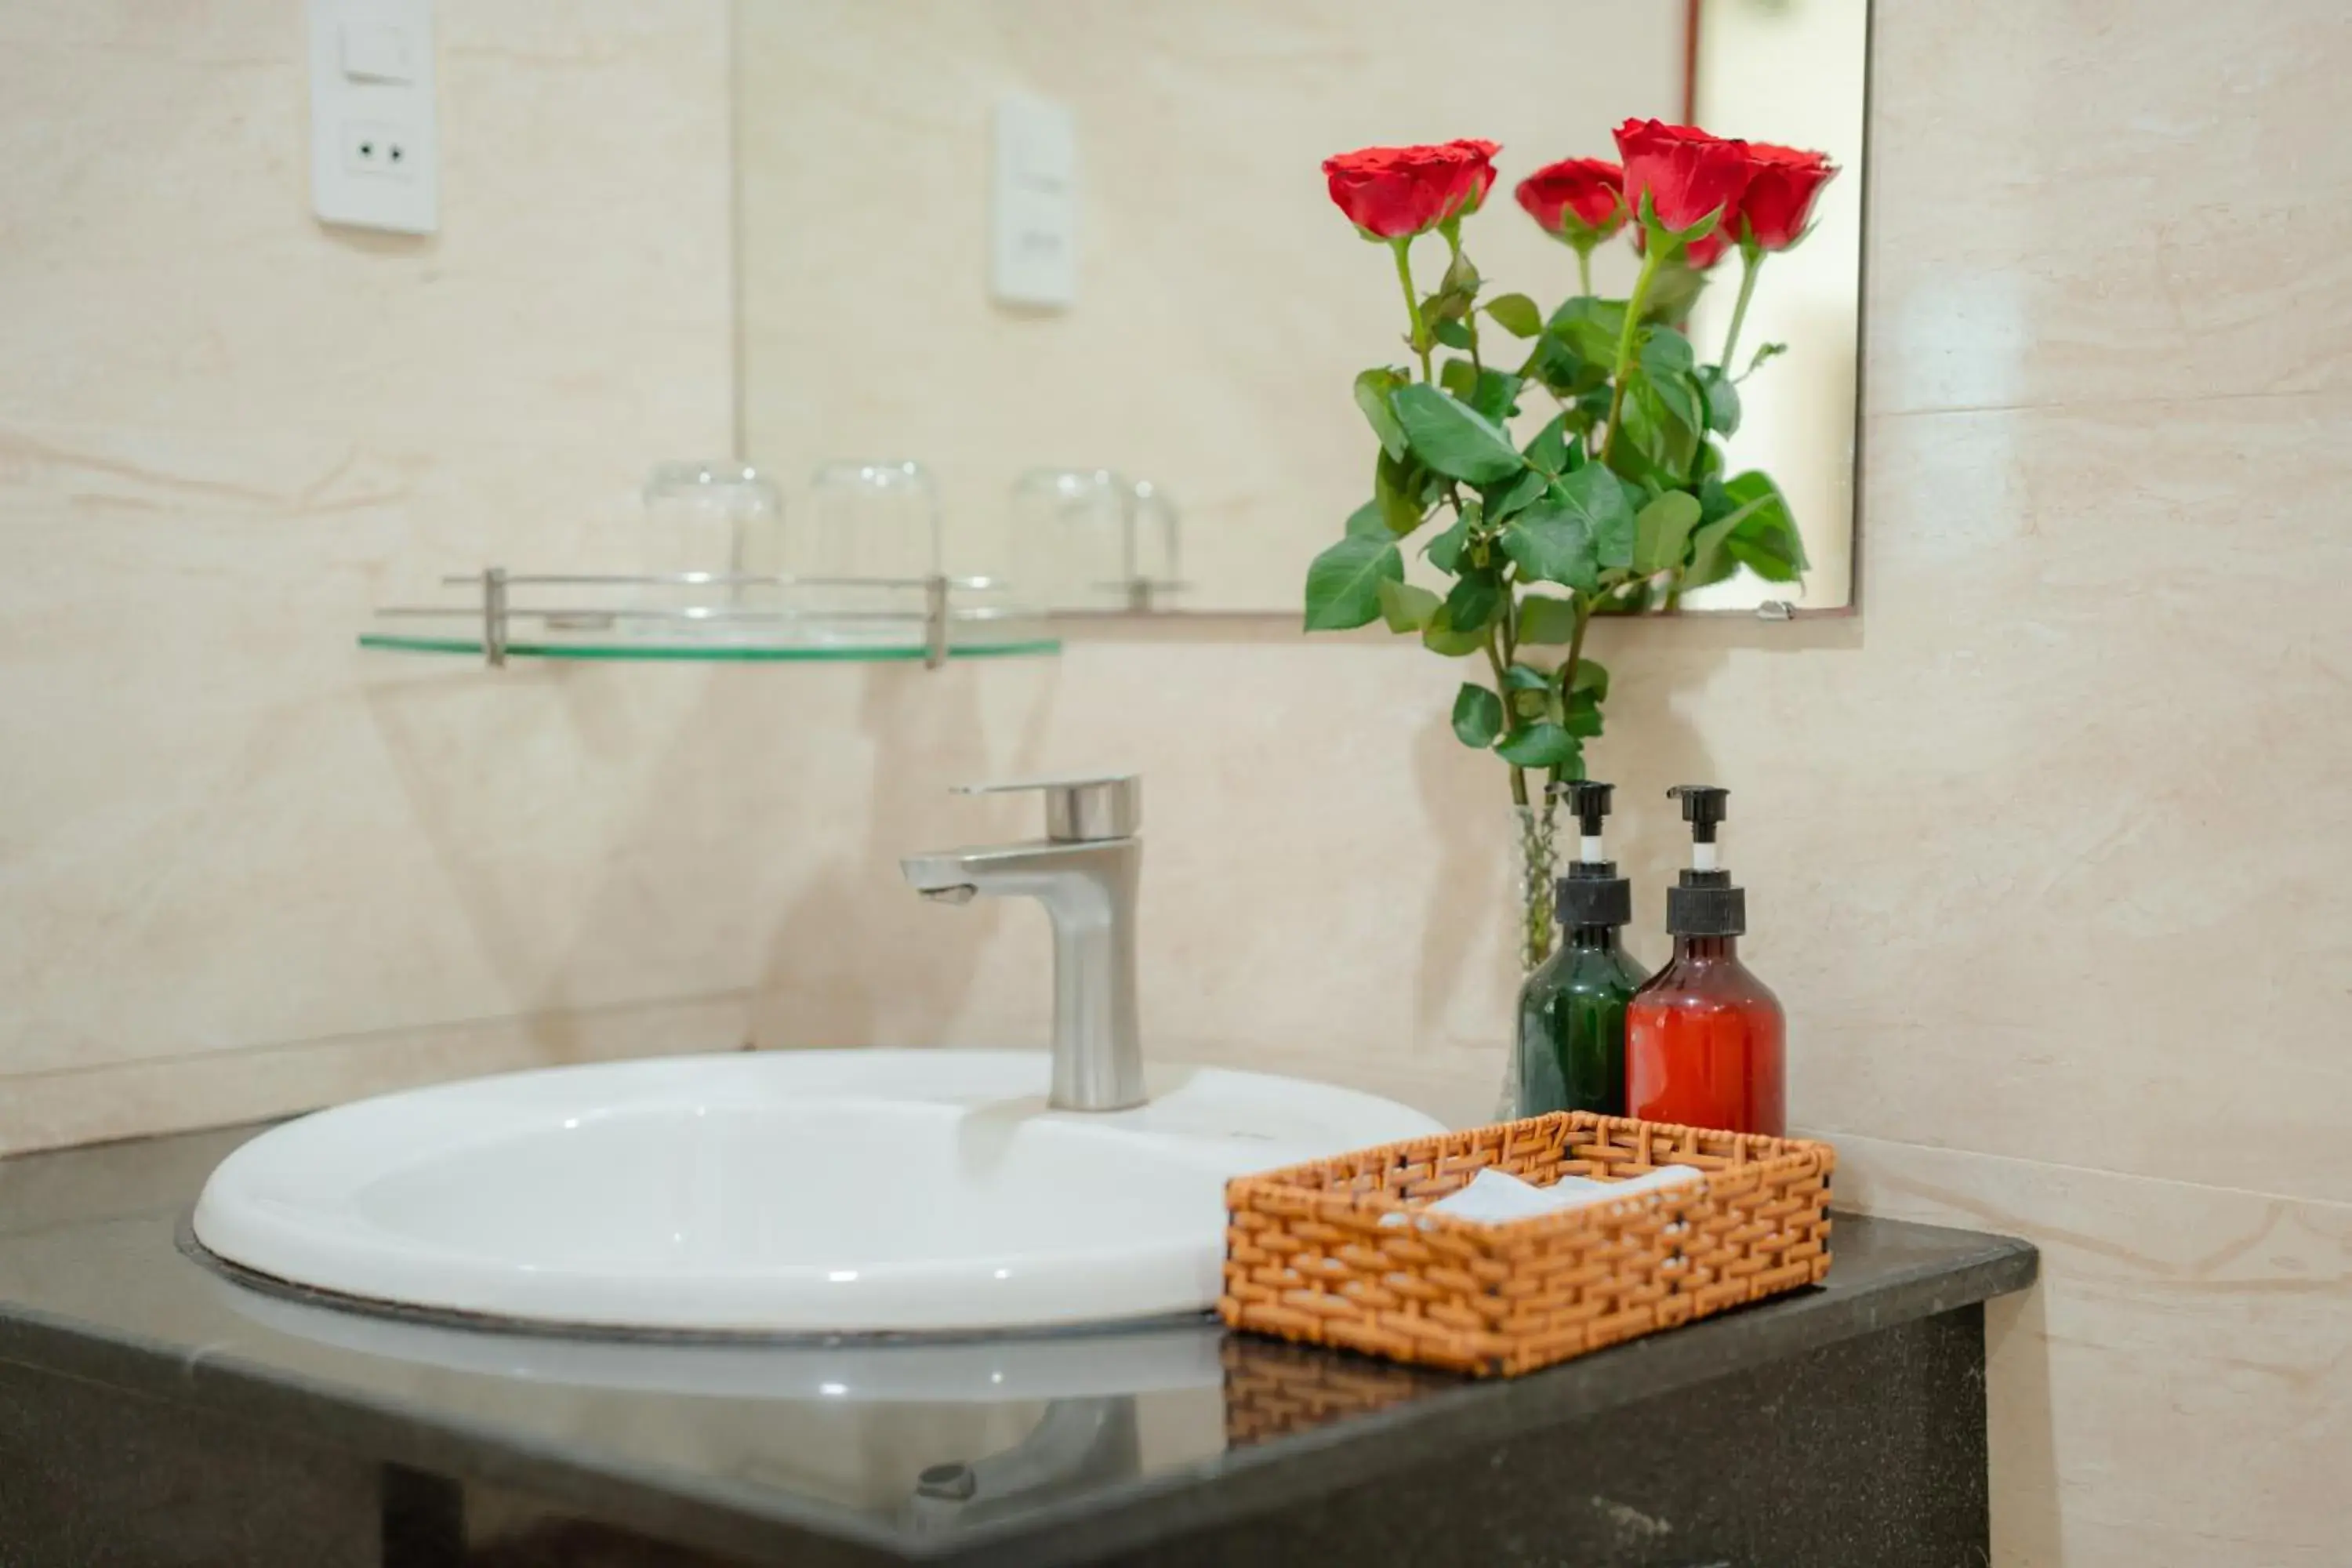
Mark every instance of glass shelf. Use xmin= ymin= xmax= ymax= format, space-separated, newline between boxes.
xmin=360 ymin=571 xmax=1061 ymax=668
xmin=357 ymin=632 xmax=1061 ymax=662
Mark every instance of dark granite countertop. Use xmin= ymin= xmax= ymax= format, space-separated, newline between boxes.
xmin=0 ymin=1121 xmax=2036 ymax=1566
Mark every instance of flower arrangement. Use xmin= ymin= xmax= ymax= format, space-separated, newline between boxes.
xmin=1302 ymin=120 xmax=1835 ymax=967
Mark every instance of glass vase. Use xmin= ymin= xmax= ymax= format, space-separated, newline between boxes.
xmin=1494 ymin=797 xmax=1562 ymax=1120
xmin=1512 ymin=800 xmax=1562 ymax=975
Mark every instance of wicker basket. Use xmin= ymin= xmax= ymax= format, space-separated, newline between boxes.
xmin=1219 ymin=1112 xmax=1835 ymax=1377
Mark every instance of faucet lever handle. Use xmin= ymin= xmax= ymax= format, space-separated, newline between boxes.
xmin=953 ymin=773 xmax=1141 ymax=842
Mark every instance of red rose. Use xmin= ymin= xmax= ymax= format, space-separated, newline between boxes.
xmin=1514 ymin=158 xmax=1625 ymax=244
xmin=1737 ymin=142 xmax=1838 ymax=250
xmin=1613 ymin=118 xmax=1749 ymax=235
xmin=1321 ymin=140 xmax=1501 ymax=241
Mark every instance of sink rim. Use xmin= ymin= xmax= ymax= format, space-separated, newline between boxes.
xmin=191 ymin=1048 xmax=1444 ymax=1336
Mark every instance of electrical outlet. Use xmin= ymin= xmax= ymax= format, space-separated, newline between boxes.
xmin=310 ymin=0 xmax=437 ymax=233
xmin=992 ymin=92 xmax=1077 ymax=308
xmin=342 ymin=121 xmax=418 ymax=180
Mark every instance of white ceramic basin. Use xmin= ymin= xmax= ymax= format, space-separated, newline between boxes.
xmin=192 ymin=1049 xmax=1442 ymax=1334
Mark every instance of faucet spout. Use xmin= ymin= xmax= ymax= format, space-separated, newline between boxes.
xmin=898 ymin=835 xmax=1145 ymax=1112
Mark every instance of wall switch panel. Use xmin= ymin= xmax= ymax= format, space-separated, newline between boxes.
xmin=991 ymin=92 xmax=1077 ymax=308
xmin=309 ymin=0 xmax=437 ymax=234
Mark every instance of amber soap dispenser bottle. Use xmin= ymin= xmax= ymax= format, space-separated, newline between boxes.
xmin=1625 ymin=786 xmax=1787 ymax=1136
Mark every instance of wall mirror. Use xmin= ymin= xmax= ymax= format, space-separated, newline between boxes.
xmin=733 ymin=0 xmax=1867 ymax=616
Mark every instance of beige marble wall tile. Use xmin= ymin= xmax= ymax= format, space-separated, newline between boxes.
xmin=1865 ymin=1 xmax=2352 ymax=416
xmin=1 ymin=995 xmax=748 ymax=1159
xmin=1833 ymin=1134 xmax=2352 ymax=1568
xmin=1592 ymin=393 xmax=2352 ymax=1207
xmin=0 ymin=420 xmax=804 ymax=1082
xmin=0 ymin=2 xmax=731 ymax=443
xmin=0 ymin=0 xmax=739 ymax=1149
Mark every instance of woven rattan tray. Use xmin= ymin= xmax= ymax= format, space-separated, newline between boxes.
xmin=1220 ymin=1112 xmax=1835 ymax=1377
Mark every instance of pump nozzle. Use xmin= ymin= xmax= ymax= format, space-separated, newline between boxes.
xmin=1666 ymin=784 xmax=1730 ymax=844
xmin=1662 ymin=784 xmax=1744 ymax=936
xmin=1554 ymin=780 xmax=1616 ymax=864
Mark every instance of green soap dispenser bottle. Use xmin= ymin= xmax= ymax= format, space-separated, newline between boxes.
xmin=1511 ymin=782 xmax=1649 ymax=1118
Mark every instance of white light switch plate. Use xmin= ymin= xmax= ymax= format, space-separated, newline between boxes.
xmin=992 ymin=93 xmax=1076 ymax=308
xmin=309 ymin=0 xmax=437 ymax=234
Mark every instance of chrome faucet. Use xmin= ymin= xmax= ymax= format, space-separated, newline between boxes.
xmin=899 ymin=775 xmax=1145 ymax=1112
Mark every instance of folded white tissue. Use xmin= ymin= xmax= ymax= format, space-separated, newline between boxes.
xmin=1380 ymin=1165 xmax=1705 ymax=1228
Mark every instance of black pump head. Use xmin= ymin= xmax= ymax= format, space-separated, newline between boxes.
xmin=1554 ymin=779 xmax=1615 ymax=840
xmin=1663 ymin=784 xmax=1743 ymax=935
xmin=1667 ymin=784 xmax=1730 ymax=844
xmin=1548 ymin=780 xmax=1629 ymax=930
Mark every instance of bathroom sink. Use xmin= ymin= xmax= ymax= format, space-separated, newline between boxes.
xmin=191 ymin=1049 xmax=1442 ymax=1334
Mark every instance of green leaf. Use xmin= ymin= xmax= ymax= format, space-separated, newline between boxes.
xmin=1555 ymin=464 xmax=1639 ymax=572
xmin=1375 ymin=449 xmax=1427 ymax=535
xmin=1439 ymin=357 xmax=1479 ymax=402
xmin=1497 ymin=722 xmax=1581 ymax=768
xmin=1729 ymin=531 xmax=1802 ymax=583
xmin=1442 ymin=570 xmax=1503 ymax=634
xmin=1526 ymin=336 xmax=1606 ymax=401
xmin=1483 ymin=466 xmax=1548 ymax=524
xmin=1352 ymin=368 xmax=1410 ymax=461
xmin=1633 ymin=491 xmax=1703 ymax=575
xmin=1524 ymin=413 xmax=1572 ymax=477
xmin=1639 ymin=260 xmax=1708 ymax=325
xmin=1377 ymin=578 xmax=1440 ymax=633
xmin=1568 ymin=655 xmax=1609 ymax=699
xmin=1516 ymin=593 xmax=1581 ymax=645
xmin=1484 ymin=292 xmax=1543 ymax=337
xmin=1426 ymin=510 xmax=1472 ymax=573
xmin=1431 ymin=318 xmax=1473 ymax=349
xmin=1694 ymin=365 xmax=1741 ymax=435
xmin=1744 ymin=342 xmax=1788 ymax=378
xmin=1563 ymin=688 xmax=1605 ymax=738
xmin=1614 ymin=373 xmax=1700 ymax=482
xmin=1686 ymin=514 xmax=1743 ymax=588
xmin=1502 ymin=662 xmax=1551 ymax=718
xmin=1450 ymin=684 xmax=1503 ymax=749
xmin=1499 ymin=494 xmax=1599 ymax=593
xmin=1546 ymin=296 xmax=1624 ymax=365
xmin=1650 ymin=372 xmax=1703 ymax=437
xmin=1468 ymin=369 xmax=1523 ymax=423
xmin=1302 ymin=534 xmax=1402 ymax=631
xmin=1720 ymin=471 xmax=1806 ymax=581
xmin=1421 ymin=601 xmax=1489 ymax=656
xmin=1639 ymin=328 xmax=1695 ymax=377
xmin=1345 ymin=500 xmax=1387 ymax=539
xmin=1502 ymin=661 xmax=1550 ymax=693
xmin=1392 ymin=383 xmax=1526 ymax=485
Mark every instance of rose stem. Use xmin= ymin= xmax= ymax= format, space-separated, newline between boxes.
xmin=1576 ymin=244 xmax=1593 ymax=299
xmin=1390 ymin=238 xmax=1432 ymax=382
xmin=1719 ymin=245 xmax=1762 ymax=371
xmin=1598 ymin=241 xmax=1668 ymax=466
xmin=1484 ymin=619 xmax=1529 ymax=809
xmin=1446 ymin=230 xmax=1482 ymax=373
